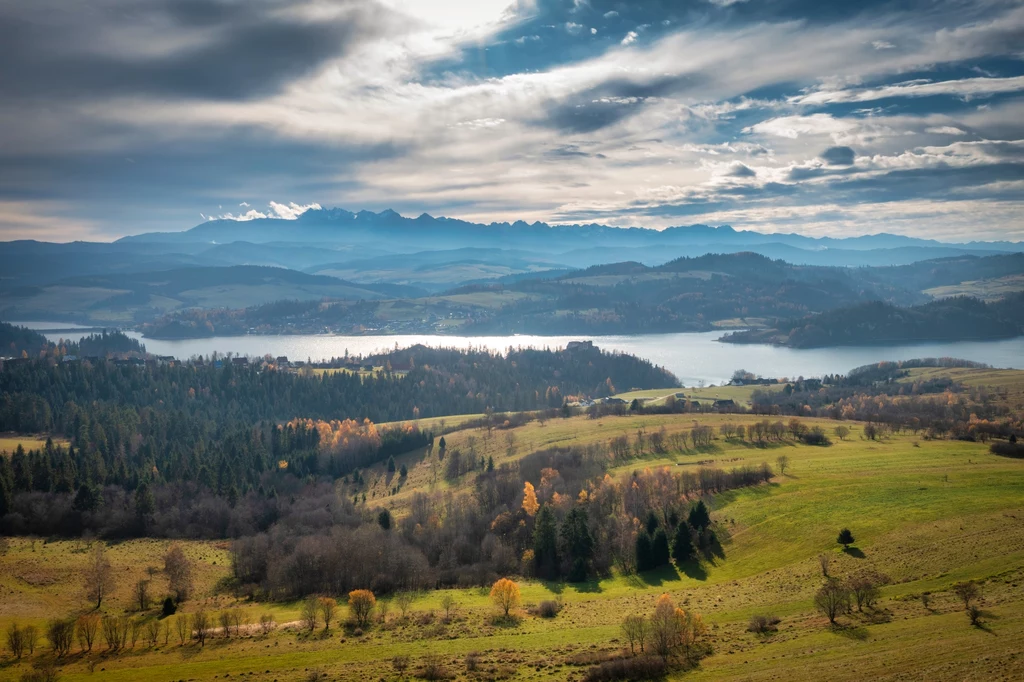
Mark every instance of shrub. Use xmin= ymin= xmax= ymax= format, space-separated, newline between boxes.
xmin=990 ymin=441 xmax=1024 ymax=458
xmin=537 ymin=600 xmax=560 ymax=618
xmin=746 ymin=614 xmax=780 ymax=634
xmin=583 ymin=655 xmax=667 ymax=682
xmin=837 ymin=528 xmax=855 ymax=549
xmin=161 ymin=597 xmax=177 ymax=617
xmin=465 ymin=651 xmax=480 ymax=672
xmin=418 ymin=654 xmax=452 ymax=680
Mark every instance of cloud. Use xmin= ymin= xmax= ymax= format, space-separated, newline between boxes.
xmin=0 ymin=0 xmax=398 ymax=101
xmin=725 ymin=162 xmax=757 ymax=177
xmin=820 ymin=146 xmax=856 ymax=165
xmin=217 ymin=201 xmax=322 ymax=221
xmin=793 ymin=76 xmax=1024 ymax=105
xmin=747 ymin=114 xmax=856 ymax=139
xmin=2 ymin=0 xmax=1024 ymax=241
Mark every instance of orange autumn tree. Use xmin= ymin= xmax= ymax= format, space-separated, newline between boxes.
xmin=648 ymin=593 xmax=708 ymax=662
xmin=348 ymin=589 xmax=376 ymax=628
xmin=490 ymin=578 xmax=521 ymax=617
xmin=522 ymin=482 xmax=539 ymax=516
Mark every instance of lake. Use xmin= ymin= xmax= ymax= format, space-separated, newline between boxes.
xmin=21 ymin=324 xmax=1024 ymax=387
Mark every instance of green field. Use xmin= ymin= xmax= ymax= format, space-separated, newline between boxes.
xmin=3 ymin=400 xmax=1022 ymax=680
xmin=614 ymin=383 xmax=786 ymax=406
xmin=0 ymin=434 xmax=67 ymax=455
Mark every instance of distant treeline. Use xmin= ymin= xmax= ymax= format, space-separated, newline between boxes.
xmin=0 ymin=322 xmax=144 ymax=358
xmin=723 ymin=294 xmax=1024 ymax=348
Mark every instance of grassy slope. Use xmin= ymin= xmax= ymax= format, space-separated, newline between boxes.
xmin=2 ymin=374 xmax=1023 ymax=680
xmin=0 ymin=435 xmax=68 ymax=455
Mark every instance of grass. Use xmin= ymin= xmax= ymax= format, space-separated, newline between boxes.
xmin=0 ymin=434 xmax=68 ymax=455
xmin=923 ymin=273 xmax=1024 ymax=301
xmin=3 ymin=373 xmax=1024 ymax=679
xmin=614 ymin=383 xmax=786 ymax=406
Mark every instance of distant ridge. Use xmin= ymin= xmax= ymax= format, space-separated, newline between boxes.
xmin=116 ymin=206 xmax=1023 ymax=253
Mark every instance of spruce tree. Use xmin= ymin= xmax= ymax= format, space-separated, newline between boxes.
xmin=672 ymin=523 xmax=695 ymax=564
xmin=652 ymin=528 xmax=670 ymax=567
xmin=688 ymin=500 xmax=711 ymax=531
xmin=837 ymin=528 xmax=855 ymax=549
xmin=533 ymin=505 xmax=559 ymax=578
xmin=635 ymin=531 xmax=654 ymax=572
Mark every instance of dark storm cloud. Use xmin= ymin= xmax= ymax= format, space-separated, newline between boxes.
xmin=820 ymin=146 xmax=856 ymax=166
xmin=0 ymin=0 xmax=391 ymax=101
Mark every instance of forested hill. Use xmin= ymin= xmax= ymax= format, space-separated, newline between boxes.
xmin=0 ymin=322 xmax=50 ymax=357
xmin=722 ymin=294 xmax=1024 ymax=348
xmin=0 ymin=344 xmax=676 ymax=433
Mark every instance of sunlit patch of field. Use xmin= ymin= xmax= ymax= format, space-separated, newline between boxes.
xmin=0 ymin=434 xmax=68 ymax=455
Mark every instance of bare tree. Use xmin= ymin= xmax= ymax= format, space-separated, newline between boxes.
xmin=953 ymin=581 xmax=980 ymax=609
xmin=84 ymin=543 xmax=115 ymax=609
xmin=145 ymin=619 xmax=160 ymax=647
xmin=47 ymin=618 xmax=75 ymax=657
xmin=218 ymin=611 xmax=232 ymax=639
xmin=814 ymin=580 xmax=850 ymax=625
xmin=175 ymin=614 xmax=190 ymax=645
xmin=165 ymin=545 xmax=194 ymax=603
xmin=23 ymin=624 xmax=38 ymax=655
xmin=76 ymin=613 xmax=100 ymax=652
xmin=192 ymin=610 xmax=210 ymax=647
xmin=6 ymin=623 xmax=25 ymax=659
xmin=135 ymin=579 xmax=151 ymax=612
xmin=848 ymin=574 xmax=882 ymax=611
xmin=259 ymin=614 xmax=276 ymax=636
xmin=300 ymin=596 xmax=319 ymax=632
xmin=621 ymin=614 xmax=648 ymax=655
xmin=776 ymin=455 xmax=789 ymax=476
xmin=818 ymin=553 xmax=831 ymax=577
xmin=395 ymin=592 xmax=414 ymax=620
xmin=128 ymin=618 xmax=143 ymax=649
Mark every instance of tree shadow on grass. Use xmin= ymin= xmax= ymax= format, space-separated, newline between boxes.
xmin=843 ymin=547 xmax=866 ymax=559
xmin=972 ymin=610 xmax=1000 ymax=635
xmin=679 ymin=560 xmax=708 ymax=581
xmin=831 ymin=624 xmax=869 ymax=641
xmin=636 ymin=564 xmax=682 ymax=587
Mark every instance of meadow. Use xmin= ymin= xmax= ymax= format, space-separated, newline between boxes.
xmin=2 ymin=398 xmax=1022 ymax=681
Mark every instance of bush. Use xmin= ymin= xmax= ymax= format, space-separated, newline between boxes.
xmin=990 ymin=441 xmax=1024 ymax=458
xmin=161 ymin=597 xmax=176 ymax=617
xmin=583 ymin=655 xmax=667 ymax=682
xmin=537 ymin=600 xmax=560 ymax=618
xmin=800 ymin=427 xmax=831 ymax=446
xmin=746 ymin=614 xmax=780 ymax=634
xmin=418 ymin=654 xmax=452 ymax=680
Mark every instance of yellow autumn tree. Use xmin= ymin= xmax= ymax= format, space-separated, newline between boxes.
xmin=522 ymin=481 xmax=539 ymax=516
xmin=490 ymin=578 xmax=521 ymax=617
xmin=348 ymin=589 xmax=376 ymax=628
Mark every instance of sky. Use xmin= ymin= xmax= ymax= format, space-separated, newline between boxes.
xmin=1 ymin=0 xmax=1023 ymax=242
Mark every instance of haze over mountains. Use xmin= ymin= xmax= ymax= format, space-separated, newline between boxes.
xmin=1 ymin=208 xmax=1022 ymax=340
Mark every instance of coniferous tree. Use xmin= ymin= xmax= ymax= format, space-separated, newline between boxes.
xmin=533 ymin=505 xmax=559 ymax=579
xmin=837 ymin=528 xmax=855 ymax=549
xmin=635 ymin=531 xmax=654 ymax=572
xmin=672 ymin=523 xmax=695 ymax=564
xmin=688 ymin=500 xmax=711 ymax=531
xmin=652 ymin=528 xmax=670 ymax=567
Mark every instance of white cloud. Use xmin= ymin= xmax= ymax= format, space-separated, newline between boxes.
xmin=565 ymin=22 xmax=584 ymax=35
xmin=793 ymin=75 xmax=1024 ymax=105
xmin=746 ymin=114 xmax=856 ymax=139
xmin=621 ymin=31 xmax=638 ymax=45
xmin=872 ymin=40 xmax=895 ymax=50
xmin=218 ymin=201 xmax=322 ymax=221
xmin=925 ymin=126 xmax=965 ymax=135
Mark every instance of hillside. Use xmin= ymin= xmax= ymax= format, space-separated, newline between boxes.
xmin=1 ymin=361 xmax=1022 ymax=680
xmin=722 ymin=293 xmax=1024 ymax=348
xmin=0 ymin=266 xmax=396 ymax=326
